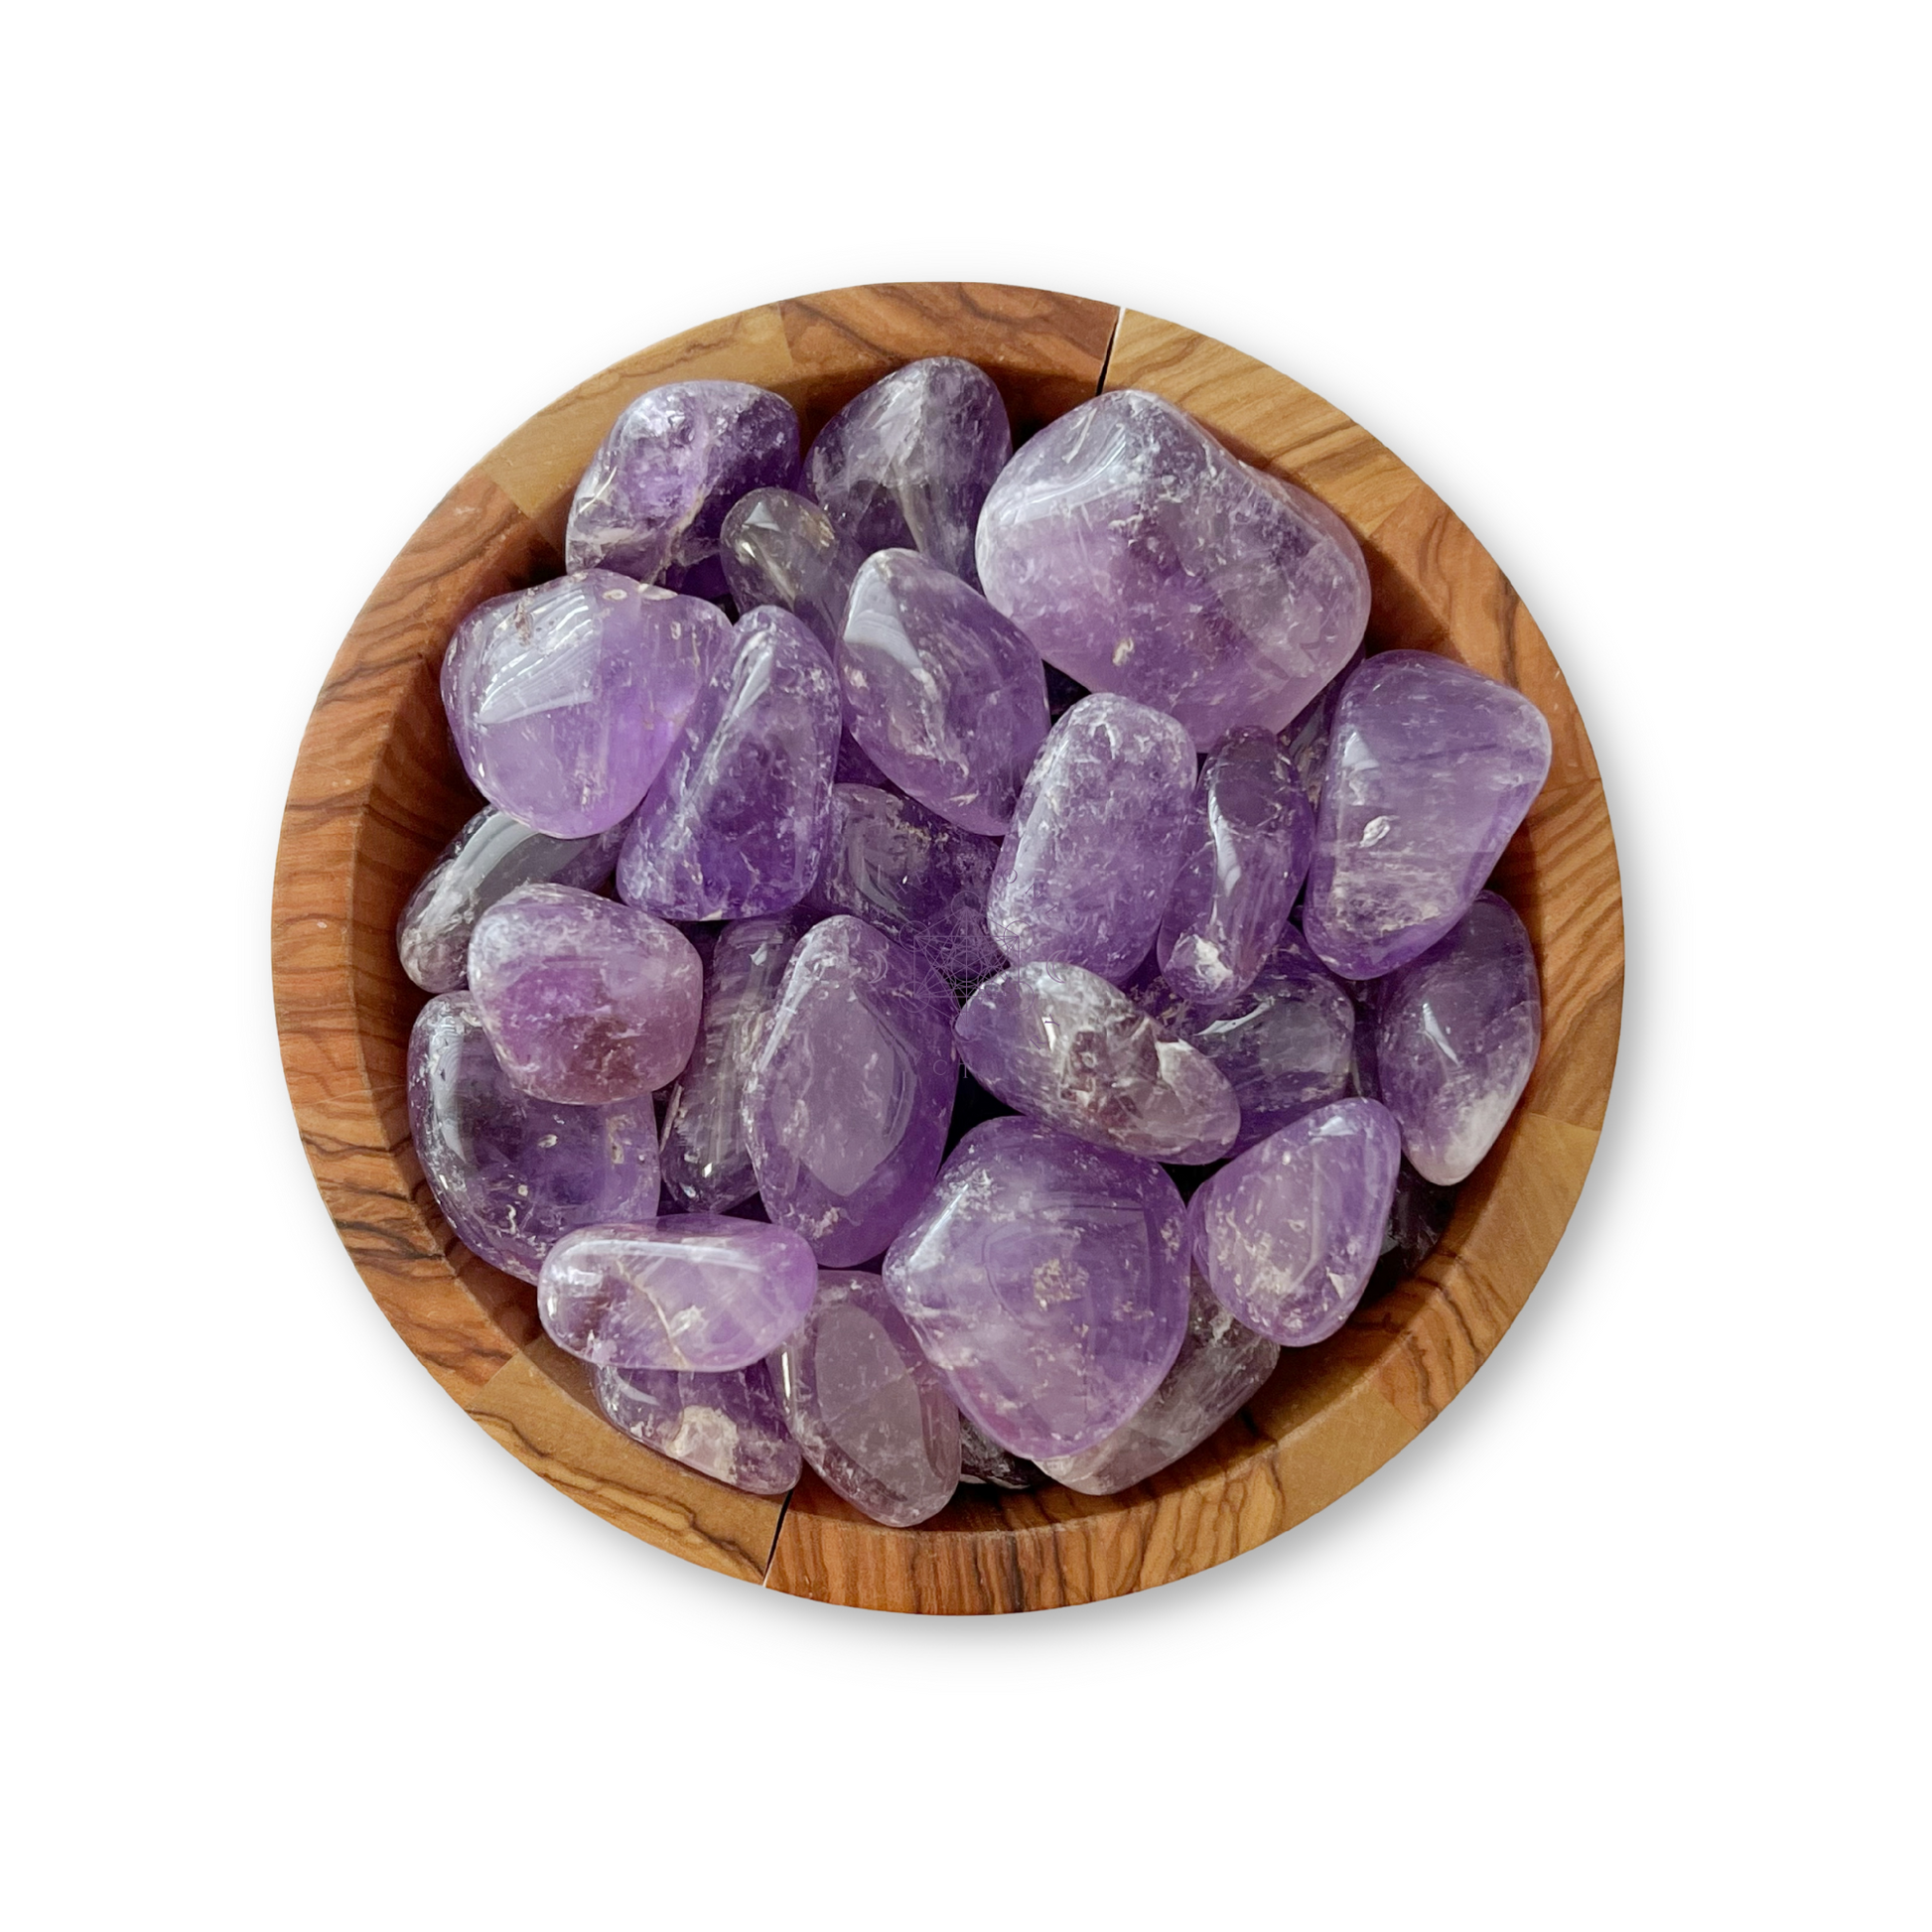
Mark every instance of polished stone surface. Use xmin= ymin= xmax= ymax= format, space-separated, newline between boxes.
xmin=1279 ymin=645 xmax=1362 ymax=807
xmin=719 ymin=486 xmax=862 ymax=644
xmin=593 ymin=1358 xmax=801 ymax=1495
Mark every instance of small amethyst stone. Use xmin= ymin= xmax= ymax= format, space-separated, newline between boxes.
xmin=976 ymin=390 xmax=1370 ymax=749
xmin=618 ymin=607 xmax=839 ymax=919
xmin=406 ymin=994 xmax=659 ymax=1286
xmin=466 ymin=884 xmax=702 ymax=1105
xmin=1189 ymin=1098 xmax=1402 ymax=1345
xmin=1037 ymin=1281 xmax=1278 ymax=1495
xmin=593 ymin=1358 xmax=801 ymax=1496
xmin=805 ymin=784 xmax=1003 ymax=986
xmin=768 ymin=1270 xmax=962 ymax=1527
xmin=955 ymin=962 xmax=1239 ymax=1164
xmin=838 ymin=549 xmax=1049 ymax=835
xmin=1301 ymin=651 xmax=1553 ymax=979
xmin=442 ymin=574 xmax=728 ymax=837
xmin=566 ymin=380 xmax=799 ymax=596
xmin=1369 ymin=1162 xmax=1458 ymax=1297
xmin=957 ymin=1416 xmax=1042 ymax=1490
xmin=719 ymin=487 xmax=862 ymax=644
xmin=986 ymin=693 xmax=1195 ymax=983
xmin=883 ymin=1117 xmax=1190 ymax=1460
xmin=538 ymin=1214 xmax=818 ymax=1371
xmin=659 ymin=913 xmax=810 ymax=1213
xmin=1373 ymin=891 xmax=1541 ymax=1183
xmin=744 ymin=915 xmax=958 ymax=1267
xmin=1157 ymin=730 xmax=1314 ymax=1005
xmin=803 ymin=356 xmax=1010 ymax=586
xmin=396 ymin=806 xmax=625 ymax=995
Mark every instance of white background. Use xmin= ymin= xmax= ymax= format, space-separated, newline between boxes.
xmin=4 ymin=3 xmax=1925 ymax=1927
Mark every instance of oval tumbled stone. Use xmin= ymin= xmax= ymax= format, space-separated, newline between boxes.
xmin=593 ymin=1358 xmax=802 ymax=1497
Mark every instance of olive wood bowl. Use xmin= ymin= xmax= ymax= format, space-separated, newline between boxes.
xmin=271 ymin=282 xmax=1622 ymax=1614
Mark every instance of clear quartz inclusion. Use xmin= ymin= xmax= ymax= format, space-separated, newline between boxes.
xmin=594 ymin=1357 xmax=801 ymax=1496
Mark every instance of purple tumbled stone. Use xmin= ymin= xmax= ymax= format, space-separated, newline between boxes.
xmin=1157 ymin=730 xmax=1314 ymax=1005
xmin=744 ymin=915 xmax=958 ymax=1267
xmin=1189 ymin=1098 xmax=1402 ymax=1345
xmin=1280 ymin=645 xmax=1363 ymax=807
xmin=1368 ymin=1162 xmax=1458 ymax=1297
xmin=1373 ymin=891 xmax=1541 ymax=1183
xmin=618 ymin=607 xmax=839 ymax=919
xmin=768 ymin=1269 xmax=961 ymax=1527
xmin=406 ymin=994 xmax=659 ymax=1286
xmin=658 ymin=913 xmax=811 ymax=1213
xmin=594 ymin=1357 xmax=801 ymax=1496
xmin=538 ymin=1214 xmax=818 ymax=1371
xmin=396 ymin=806 xmax=625 ymax=995
xmin=805 ymin=784 xmax=1003 ymax=986
xmin=719 ymin=487 xmax=862 ymax=644
xmin=441 ymin=574 xmax=728 ymax=837
xmin=976 ymin=390 xmax=1370 ymax=749
xmin=882 ymin=1117 xmax=1190 ymax=1460
xmin=956 ymin=962 xmax=1239 ymax=1164
xmin=986 ymin=692 xmax=1195 ymax=983
xmin=466 ymin=883 xmax=701 ymax=1105
xmin=956 ymin=1415 xmax=1042 ymax=1490
xmin=1037 ymin=1280 xmax=1278 ymax=1495
xmin=1301 ymin=651 xmax=1554 ymax=979
xmin=565 ymin=381 xmax=799 ymax=596
xmin=838 ymin=549 xmax=1049 ymax=835
xmin=803 ymin=356 xmax=1010 ymax=586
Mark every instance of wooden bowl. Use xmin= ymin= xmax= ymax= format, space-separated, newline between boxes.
xmin=272 ymin=283 xmax=1622 ymax=1614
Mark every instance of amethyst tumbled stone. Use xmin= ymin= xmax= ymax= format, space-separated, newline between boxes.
xmin=594 ymin=1358 xmax=801 ymax=1496
xmin=719 ymin=487 xmax=863 ymax=645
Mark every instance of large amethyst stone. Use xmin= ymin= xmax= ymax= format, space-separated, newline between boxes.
xmin=593 ymin=1358 xmax=801 ymax=1496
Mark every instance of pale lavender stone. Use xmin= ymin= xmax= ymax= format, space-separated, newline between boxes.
xmin=955 ymin=962 xmax=1239 ymax=1164
xmin=538 ymin=1214 xmax=818 ymax=1371
xmin=1157 ymin=730 xmax=1314 ymax=1005
xmin=1189 ymin=1098 xmax=1402 ymax=1345
xmin=957 ymin=1416 xmax=1042 ymax=1490
xmin=659 ymin=913 xmax=810 ymax=1213
xmin=566 ymin=381 xmax=799 ymax=597
xmin=1302 ymin=651 xmax=1554 ymax=979
xmin=1037 ymin=1281 xmax=1278 ymax=1495
xmin=805 ymin=784 xmax=1003 ymax=986
xmin=594 ymin=1357 xmax=801 ymax=1496
xmin=617 ymin=607 xmax=839 ymax=919
xmin=744 ymin=915 xmax=958 ymax=1267
xmin=396 ymin=806 xmax=625 ymax=995
xmin=883 ymin=1117 xmax=1190 ymax=1460
xmin=406 ymin=993 xmax=659 ymax=1286
xmin=986 ymin=693 xmax=1195 ymax=983
xmin=976 ymin=390 xmax=1370 ymax=749
xmin=1280 ymin=645 xmax=1363 ymax=807
xmin=1373 ymin=891 xmax=1541 ymax=1183
xmin=441 ymin=574 xmax=729 ymax=837
xmin=803 ymin=356 xmax=1010 ymax=586
xmin=466 ymin=883 xmax=701 ymax=1105
xmin=768 ymin=1269 xmax=961 ymax=1527
xmin=838 ymin=549 xmax=1049 ymax=835
xmin=719 ymin=487 xmax=862 ymax=643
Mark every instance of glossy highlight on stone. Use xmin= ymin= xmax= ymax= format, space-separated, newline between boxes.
xmin=976 ymin=389 xmax=1370 ymax=749
xmin=719 ymin=487 xmax=862 ymax=644
xmin=406 ymin=994 xmax=659 ymax=1286
xmin=768 ymin=1270 xmax=961 ymax=1526
xmin=883 ymin=1117 xmax=1190 ymax=1460
xmin=594 ymin=1358 xmax=801 ymax=1496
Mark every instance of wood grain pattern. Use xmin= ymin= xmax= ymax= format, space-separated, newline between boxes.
xmin=272 ymin=285 xmax=1621 ymax=1615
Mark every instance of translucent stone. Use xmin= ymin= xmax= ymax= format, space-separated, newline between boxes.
xmin=565 ymin=380 xmax=799 ymax=597
xmin=957 ymin=1416 xmax=1042 ymax=1490
xmin=1280 ymin=645 xmax=1362 ymax=807
xmin=1301 ymin=651 xmax=1553 ymax=979
xmin=744 ymin=915 xmax=958 ymax=1266
xmin=805 ymin=784 xmax=1003 ymax=987
xmin=538 ymin=1214 xmax=819 ymax=1371
xmin=396 ymin=806 xmax=625 ymax=995
xmin=768 ymin=1269 xmax=962 ymax=1527
xmin=406 ymin=993 xmax=659 ymax=1286
xmin=1157 ymin=730 xmax=1314 ymax=1005
xmin=659 ymin=913 xmax=810 ymax=1213
xmin=593 ymin=1358 xmax=801 ymax=1496
xmin=441 ymin=573 xmax=729 ymax=837
xmin=955 ymin=962 xmax=1239 ymax=1164
xmin=1372 ymin=891 xmax=1541 ymax=1183
xmin=719 ymin=487 xmax=862 ymax=643
xmin=803 ymin=356 xmax=1011 ymax=586
xmin=1189 ymin=1098 xmax=1402 ymax=1345
xmin=986 ymin=692 xmax=1195 ymax=984
xmin=976 ymin=389 xmax=1370 ymax=749
xmin=617 ymin=607 xmax=839 ymax=919
xmin=1037 ymin=1282 xmax=1278 ymax=1494
xmin=883 ymin=1117 xmax=1190 ymax=1460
